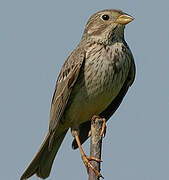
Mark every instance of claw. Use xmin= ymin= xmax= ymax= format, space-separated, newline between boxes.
xmin=100 ymin=118 xmax=106 ymax=137
xmin=75 ymin=134 xmax=103 ymax=178
xmin=82 ymin=155 xmax=103 ymax=177
xmin=91 ymin=115 xmax=100 ymax=122
xmin=86 ymin=156 xmax=102 ymax=162
xmin=91 ymin=116 xmax=107 ymax=137
xmin=88 ymin=130 xmax=91 ymax=137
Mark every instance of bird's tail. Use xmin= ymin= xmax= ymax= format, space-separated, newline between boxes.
xmin=20 ymin=130 xmax=68 ymax=180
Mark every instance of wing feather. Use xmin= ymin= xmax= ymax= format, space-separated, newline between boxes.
xmin=49 ymin=48 xmax=85 ymax=146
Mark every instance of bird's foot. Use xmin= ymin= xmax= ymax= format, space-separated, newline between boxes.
xmin=81 ymin=154 xmax=103 ymax=178
xmin=88 ymin=130 xmax=91 ymax=137
xmin=100 ymin=118 xmax=106 ymax=137
xmin=91 ymin=116 xmax=107 ymax=137
xmin=91 ymin=115 xmax=101 ymax=122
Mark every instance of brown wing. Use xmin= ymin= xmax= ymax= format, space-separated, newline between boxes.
xmin=49 ymin=47 xmax=85 ymax=147
xmin=72 ymin=58 xmax=136 ymax=149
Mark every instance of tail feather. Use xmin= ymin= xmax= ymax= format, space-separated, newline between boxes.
xmin=20 ymin=130 xmax=68 ymax=180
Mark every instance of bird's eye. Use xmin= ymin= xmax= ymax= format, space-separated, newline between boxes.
xmin=102 ymin=14 xmax=109 ymax=21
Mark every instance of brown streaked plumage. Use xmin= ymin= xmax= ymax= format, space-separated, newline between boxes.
xmin=20 ymin=9 xmax=135 ymax=179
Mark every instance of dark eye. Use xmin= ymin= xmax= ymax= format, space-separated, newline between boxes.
xmin=102 ymin=14 xmax=109 ymax=21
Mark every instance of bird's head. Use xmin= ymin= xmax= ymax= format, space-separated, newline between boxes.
xmin=83 ymin=9 xmax=134 ymax=45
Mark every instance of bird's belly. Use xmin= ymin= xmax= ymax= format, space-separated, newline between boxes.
xmin=64 ymin=71 xmax=125 ymax=128
xmin=63 ymin=43 xmax=130 ymax=128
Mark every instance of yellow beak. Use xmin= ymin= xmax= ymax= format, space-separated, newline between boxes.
xmin=115 ymin=14 xmax=134 ymax=25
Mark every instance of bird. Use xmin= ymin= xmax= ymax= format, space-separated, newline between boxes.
xmin=20 ymin=9 xmax=135 ymax=180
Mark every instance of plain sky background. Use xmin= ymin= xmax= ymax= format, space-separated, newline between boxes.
xmin=0 ymin=0 xmax=169 ymax=180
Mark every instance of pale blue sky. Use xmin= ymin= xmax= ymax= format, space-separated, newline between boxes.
xmin=0 ymin=0 xmax=169 ymax=180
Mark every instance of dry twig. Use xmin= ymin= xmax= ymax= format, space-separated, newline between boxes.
xmin=88 ymin=117 xmax=104 ymax=180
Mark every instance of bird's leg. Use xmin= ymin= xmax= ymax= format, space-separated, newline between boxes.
xmin=74 ymin=134 xmax=103 ymax=177
xmin=91 ymin=116 xmax=107 ymax=137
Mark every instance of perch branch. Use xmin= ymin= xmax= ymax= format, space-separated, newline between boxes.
xmin=88 ymin=117 xmax=104 ymax=180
